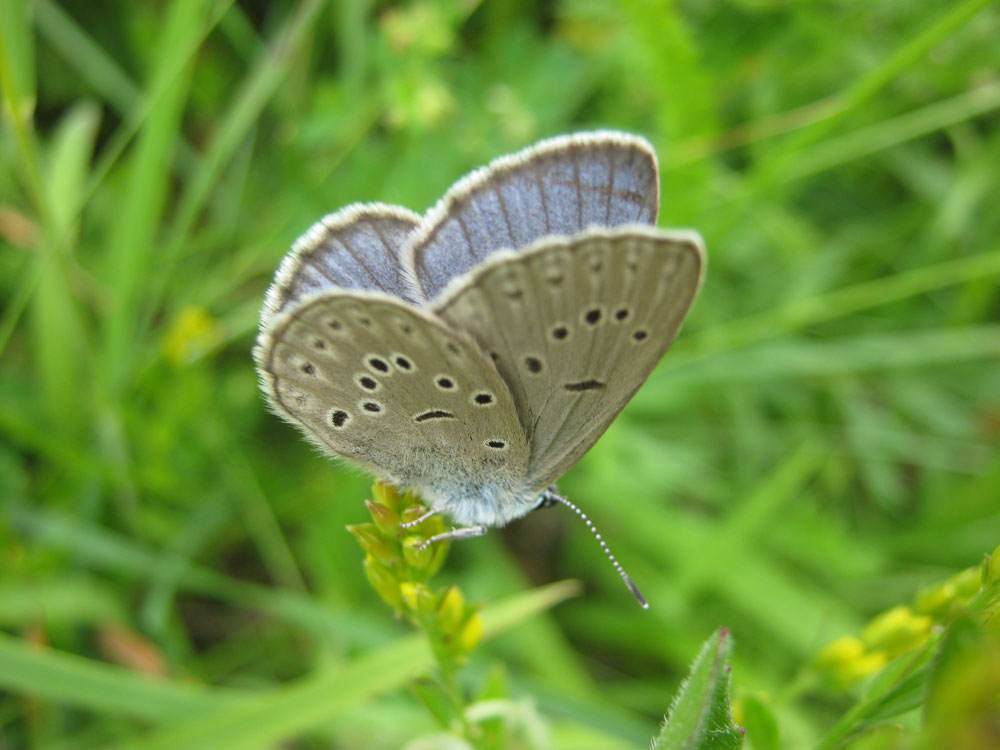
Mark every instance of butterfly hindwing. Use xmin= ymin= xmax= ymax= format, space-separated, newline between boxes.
xmin=405 ymin=132 xmax=660 ymax=300
xmin=433 ymin=226 xmax=704 ymax=492
xmin=255 ymin=292 xmax=529 ymax=496
xmin=262 ymin=203 xmax=422 ymax=329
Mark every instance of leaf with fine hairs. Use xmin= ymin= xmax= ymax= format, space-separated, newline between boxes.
xmin=653 ymin=628 xmax=744 ymax=750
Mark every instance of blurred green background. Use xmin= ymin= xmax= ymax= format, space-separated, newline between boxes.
xmin=2 ymin=0 xmax=1000 ymax=747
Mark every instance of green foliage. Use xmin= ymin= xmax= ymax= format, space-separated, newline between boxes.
xmin=2 ymin=1 xmax=1000 ymax=747
xmin=655 ymin=628 xmax=744 ymax=750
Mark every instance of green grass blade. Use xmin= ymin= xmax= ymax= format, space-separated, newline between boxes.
xmin=34 ymin=0 xmax=138 ymax=114
xmin=719 ymin=0 xmax=994 ymax=229
xmin=109 ymin=581 xmax=579 ymax=750
xmin=674 ymin=249 xmax=1000 ymax=364
xmin=100 ymin=0 xmax=210 ymax=394
xmin=0 ymin=630 xmax=250 ymax=722
xmin=30 ymin=102 xmax=100 ymax=426
xmin=12 ymin=505 xmax=380 ymax=639
xmin=645 ymin=325 xmax=1000 ymax=391
xmin=784 ymin=82 xmax=1000 ymax=183
xmin=140 ymin=0 xmax=326 ymax=339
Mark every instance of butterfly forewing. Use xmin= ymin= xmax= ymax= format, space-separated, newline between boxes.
xmin=262 ymin=203 xmax=421 ymax=329
xmin=256 ymin=292 xmax=529 ymax=494
xmin=406 ymin=132 xmax=660 ymax=300
xmin=433 ymin=226 xmax=704 ymax=492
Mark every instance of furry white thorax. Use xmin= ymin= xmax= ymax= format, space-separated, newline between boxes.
xmin=416 ymin=481 xmax=541 ymax=527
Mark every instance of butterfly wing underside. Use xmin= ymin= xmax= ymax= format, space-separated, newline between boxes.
xmin=255 ymin=292 xmax=529 ymax=495
xmin=406 ymin=132 xmax=660 ymax=300
xmin=434 ymin=226 xmax=704 ymax=492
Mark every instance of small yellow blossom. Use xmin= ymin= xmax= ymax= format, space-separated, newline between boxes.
xmin=438 ymin=587 xmax=465 ymax=634
xmin=815 ymin=636 xmax=865 ymax=669
xmin=914 ymin=582 xmax=958 ymax=620
xmin=861 ymin=606 xmax=932 ymax=658
xmin=952 ymin=566 xmax=983 ymax=601
xmin=162 ymin=305 xmax=224 ymax=366
xmin=364 ymin=555 xmax=403 ymax=611
xmin=365 ymin=499 xmax=398 ymax=534
xmin=403 ymin=535 xmax=434 ymax=568
xmin=457 ymin=613 xmax=484 ymax=653
xmin=814 ymin=636 xmax=887 ymax=688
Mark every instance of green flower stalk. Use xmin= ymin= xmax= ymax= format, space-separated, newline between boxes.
xmin=348 ymin=481 xmax=488 ymax=741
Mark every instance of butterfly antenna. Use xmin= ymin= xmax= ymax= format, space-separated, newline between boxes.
xmin=543 ymin=490 xmax=649 ymax=609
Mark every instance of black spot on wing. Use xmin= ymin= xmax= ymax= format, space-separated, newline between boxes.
xmin=564 ymin=380 xmax=605 ymax=392
xmin=415 ymin=410 xmax=456 ymax=422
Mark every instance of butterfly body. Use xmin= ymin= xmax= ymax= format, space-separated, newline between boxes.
xmin=255 ymin=131 xmax=704 ymax=532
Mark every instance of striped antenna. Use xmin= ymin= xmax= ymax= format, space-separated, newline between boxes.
xmin=541 ymin=490 xmax=649 ymax=609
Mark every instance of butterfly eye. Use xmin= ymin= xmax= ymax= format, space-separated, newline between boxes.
xmin=632 ymin=330 xmax=648 ymax=342
xmin=523 ymin=357 xmax=543 ymax=374
xmin=329 ymin=410 xmax=350 ymax=428
xmin=583 ymin=308 xmax=602 ymax=325
xmin=614 ymin=308 xmax=630 ymax=321
xmin=472 ymin=392 xmax=494 ymax=405
xmin=393 ymin=355 xmax=414 ymax=371
xmin=551 ymin=325 xmax=570 ymax=341
xmin=361 ymin=401 xmax=384 ymax=414
xmin=485 ymin=440 xmax=507 ymax=450
xmin=435 ymin=376 xmax=456 ymax=390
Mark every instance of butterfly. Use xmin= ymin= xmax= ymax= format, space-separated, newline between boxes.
xmin=254 ymin=131 xmax=705 ymax=605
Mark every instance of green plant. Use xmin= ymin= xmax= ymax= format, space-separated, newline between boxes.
xmin=2 ymin=1 xmax=1000 ymax=747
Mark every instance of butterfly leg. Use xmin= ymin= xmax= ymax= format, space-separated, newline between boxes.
xmin=400 ymin=507 xmax=438 ymax=529
xmin=415 ymin=524 xmax=488 ymax=550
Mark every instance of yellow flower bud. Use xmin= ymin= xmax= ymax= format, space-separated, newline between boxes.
xmin=952 ymin=566 xmax=983 ymax=601
xmin=861 ymin=606 xmax=932 ymax=658
xmin=399 ymin=582 xmax=419 ymax=610
xmin=914 ymin=582 xmax=958 ymax=621
xmin=815 ymin=636 xmax=866 ymax=670
xmin=438 ymin=586 xmax=465 ymax=634
xmin=814 ymin=636 xmax=887 ymax=687
xmin=403 ymin=536 xmax=434 ymax=569
xmin=457 ymin=612 xmax=484 ymax=653
xmin=364 ymin=556 xmax=403 ymax=611
xmin=373 ymin=481 xmax=403 ymax=513
xmin=846 ymin=650 xmax=888 ymax=684
xmin=346 ymin=523 xmax=396 ymax=562
xmin=400 ymin=581 xmax=436 ymax=615
xmin=366 ymin=500 xmax=399 ymax=534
